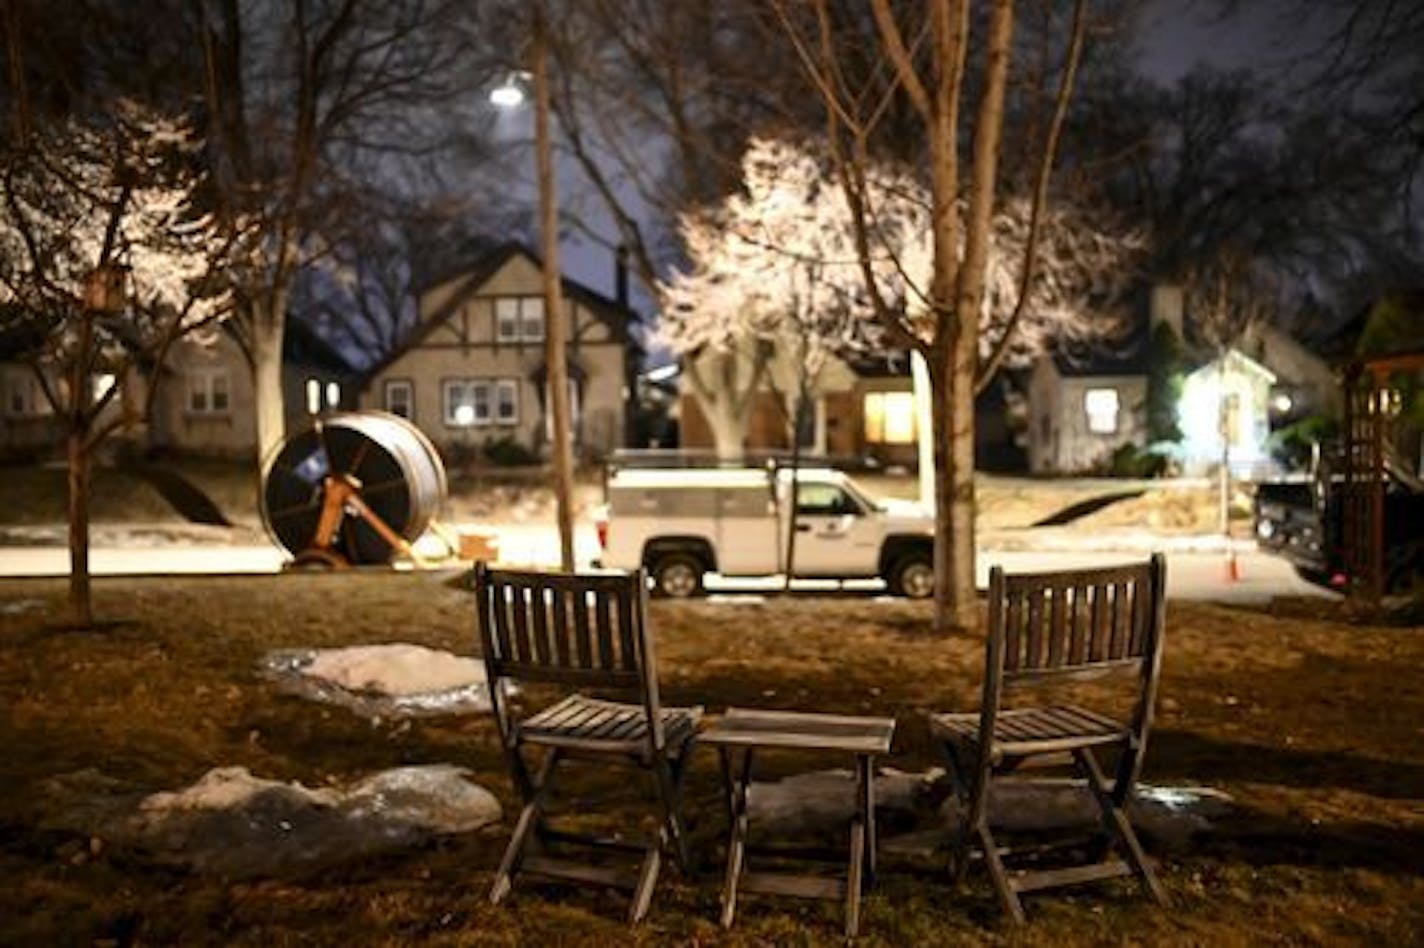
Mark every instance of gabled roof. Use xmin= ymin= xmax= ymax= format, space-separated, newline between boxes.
xmin=367 ymin=241 xmax=640 ymax=379
xmin=284 ymin=317 xmax=356 ymax=375
xmin=1051 ymin=321 xmax=1151 ymax=377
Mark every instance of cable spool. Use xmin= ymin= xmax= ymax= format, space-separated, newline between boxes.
xmin=260 ymin=411 xmax=447 ymax=566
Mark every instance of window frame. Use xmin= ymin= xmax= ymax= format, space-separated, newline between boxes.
xmin=384 ymin=378 xmax=413 ymax=419
xmin=494 ymin=378 xmax=519 ymax=425
xmin=495 ymin=296 xmax=546 ymax=343
xmin=1083 ymin=387 xmax=1120 ymax=435
xmin=187 ymin=368 xmax=231 ymax=416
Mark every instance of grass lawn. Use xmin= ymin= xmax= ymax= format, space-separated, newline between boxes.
xmin=2 ymin=574 xmax=1421 ymax=945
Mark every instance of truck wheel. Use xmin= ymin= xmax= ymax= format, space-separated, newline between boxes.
xmin=651 ymin=553 xmax=705 ymax=599
xmin=888 ymin=552 xmax=934 ymax=599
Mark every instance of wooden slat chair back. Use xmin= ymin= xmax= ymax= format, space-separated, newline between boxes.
xmin=473 ymin=563 xmax=701 ymax=923
xmin=931 ymin=554 xmax=1169 ymax=923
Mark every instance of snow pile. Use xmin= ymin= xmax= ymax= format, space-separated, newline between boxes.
xmin=262 ymin=644 xmax=501 ymax=717
xmin=305 ymin=644 xmax=485 ymax=697
xmin=42 ymin=764 xmax=502 ymax=878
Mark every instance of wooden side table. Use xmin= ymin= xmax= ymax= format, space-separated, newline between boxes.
xmin=698 ymin=707 xmax=896 ymax=938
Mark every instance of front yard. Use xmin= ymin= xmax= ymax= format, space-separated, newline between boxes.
xmin=1 ymin=574 xmax=1421 ymax=945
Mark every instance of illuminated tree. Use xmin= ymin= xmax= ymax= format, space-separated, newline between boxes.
xmin=0 ymin=105 xmax=229 ymax=626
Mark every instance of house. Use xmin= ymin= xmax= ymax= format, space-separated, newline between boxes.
xmin=1027 ymin=284 xmax=1339 ymax=476
xmin=1177 ymin=347 xmax=1277 ymax=476
xmin=1 ymin=318 xmax=357 ymax=461
xmin=1026 ymin=340 xmax=1150 ymax=474
xmin=359 ymin=242 xmax=638 ymax=460
xmin=677 ymin=342 xmax=921 ymax=467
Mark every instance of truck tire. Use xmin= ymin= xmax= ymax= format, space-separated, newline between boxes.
xmin=887 ymin=551 xmax=934 ymax=599
xmin=651 ymin=552 xmax=706 ymax=599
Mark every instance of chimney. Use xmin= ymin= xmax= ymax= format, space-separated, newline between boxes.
xmin=614 ymin=244 xmax=630 ymax=308
xmin=1150 ymin=283 xmax=1183 ymax=339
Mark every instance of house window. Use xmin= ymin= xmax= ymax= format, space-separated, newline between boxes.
xmin=189 ymin=369 xmax=230 ymax=414
xmin=384 ymin=379 xmax=413 ymax=418
xmin=1084 ymin=387 xmax=1119 ymax=434
xmin=544 ymin=382 xmax=580 ymax=439
xmin=305 ymin=378 xmax=322 ymax=415
xmin=4 ymin=374 xmax=47 ymax=416
xmin=495 ymin=379 xmax=519 ymax=424
xmin=444 ymin=379 xmax=497 ymax=427
xmin=496 ymin=297 xmax=545 ymax=342
xmin=863 ymin=391 xmax=916 ymax=444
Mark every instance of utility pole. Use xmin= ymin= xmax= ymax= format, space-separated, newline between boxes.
xmin=533 ymin=3 xmax=576 ymax=571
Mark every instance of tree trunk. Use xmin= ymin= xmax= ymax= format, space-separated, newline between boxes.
xmin=928 ymin=347 xmax=976 ymax=633
xmin=702 ymin=399 xmax=748 ymax=461
xmin=66 ymin=429 xmax=92 ymax=628
xmin=250 ymin=296 xmax=287 ymax=470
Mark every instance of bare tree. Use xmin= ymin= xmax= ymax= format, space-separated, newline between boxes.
xmin=770 ymin=0 xmax=1091 ymax=631
xmin=0 ymin=106 xmax=229 ymax=626
xmin=198 ymin=0 xmax=486 ymax=465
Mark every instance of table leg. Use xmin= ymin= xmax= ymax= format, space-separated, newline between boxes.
xmin=846 ymin=806 xmax=865 ymax=938
xmin=862 ymin=754 xmax=877 ymax=882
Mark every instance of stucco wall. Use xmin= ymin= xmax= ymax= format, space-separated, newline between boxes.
xmin=149 ymin=332 xmax=256 ymax=459
xmin=361 ymin=253 xmax=629 ymax=459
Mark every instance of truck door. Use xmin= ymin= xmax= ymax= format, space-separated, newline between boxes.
xmin=789 ymin=481 xmax=880 ymax=576
xmin=716 ymin=484 xmax=780 ymax=575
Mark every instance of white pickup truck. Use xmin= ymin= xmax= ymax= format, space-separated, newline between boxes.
xmin=593 ymin=465 xmax=936 ymax=598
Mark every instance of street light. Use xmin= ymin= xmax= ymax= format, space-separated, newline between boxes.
xmin=490 ymin=6 xmax=576 ymax=572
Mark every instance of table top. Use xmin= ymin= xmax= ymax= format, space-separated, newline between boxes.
xmin=698 ymin=707 xmax=895 ymax=755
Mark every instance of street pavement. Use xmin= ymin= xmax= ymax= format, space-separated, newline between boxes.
xmin=0 ymin=522 xmax=1329 ymax=604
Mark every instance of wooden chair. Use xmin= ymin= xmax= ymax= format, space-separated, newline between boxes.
xmin=930 ymin=554 xmax=1170 ymax=923
xmin=473 ymin=564 xmax=703 ymax=923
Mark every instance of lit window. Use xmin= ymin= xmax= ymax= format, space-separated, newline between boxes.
xmin=496 ymin=297 xmax=545 ymax=342
xmin=305 ymin=378 xmax=322 ymax=415
xmin=1084 ymin=388 xmax=1119 ymax=434
xmin=495 ymin=379 xmax=519 ymax=424
xmin=864 ymin=391 xmax=916 ymax=444
xmin=544 ymin=382 xmax=581 ymax=438
xmin=444 ymin=379 xmax=494 ymax=427
xmin=384 ymin=379 xmax=412 ymax=418
xmin=189 ymin=369 xmax=230 ymax=415
xmin=325 ymin=381 xmax=340 ymax=408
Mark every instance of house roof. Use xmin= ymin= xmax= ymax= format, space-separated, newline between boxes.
xmin=1051 ymin=321 xmax=1151 ymax=378
xmin=366 ymin=241 xmax=641 ymax=379
xmin=284 ymin=317 xmax=356 ymax=375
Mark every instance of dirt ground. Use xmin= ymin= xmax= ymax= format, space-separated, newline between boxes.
xmin=2 ymin=573 xmax=1421 ymax=945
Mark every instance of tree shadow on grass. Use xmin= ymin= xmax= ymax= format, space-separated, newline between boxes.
xmin=1149 ymin=728 xmax=1424 ymax=801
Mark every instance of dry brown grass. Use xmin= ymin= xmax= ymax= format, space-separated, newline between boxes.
xmin=1 ymin=574 xmax=1422 ymax=945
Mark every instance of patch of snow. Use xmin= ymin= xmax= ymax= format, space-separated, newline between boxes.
xmin=140 ymin=766 xmax=338 ymax=812
xmin=262 ymin=643 xmax=504 ymax=718
xmin=305 ymin=643 xmax=484 ymax=697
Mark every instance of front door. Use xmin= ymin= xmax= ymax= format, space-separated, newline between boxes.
xmin=789 ymin=481 xmax=879 ymax=576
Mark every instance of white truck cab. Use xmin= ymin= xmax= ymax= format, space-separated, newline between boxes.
xmin=594 ymin=465 xmax=935 ymax=598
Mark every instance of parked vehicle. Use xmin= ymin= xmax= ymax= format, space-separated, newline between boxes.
xmin=594 ymin=464 xmax=936 ymax=598
xmin=1255 ymin=451 xmax=1424 ymax=593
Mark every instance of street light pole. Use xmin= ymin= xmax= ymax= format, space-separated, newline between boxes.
xmin=532 ymin=3 xmax=576 ymax=571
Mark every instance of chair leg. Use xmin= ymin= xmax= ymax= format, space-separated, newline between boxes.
xmin=977 ymin=821 xmax=1026 ymax=925
xmin=628 ymin=829 xmax=664 ymax=924
xmin=653 ymin=752 xmax=692 ymax=873
xmin=1075 ymin=748 xmax=1168 ymax=907
xmin=490 ymin=748 xmax=559 ymax=906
